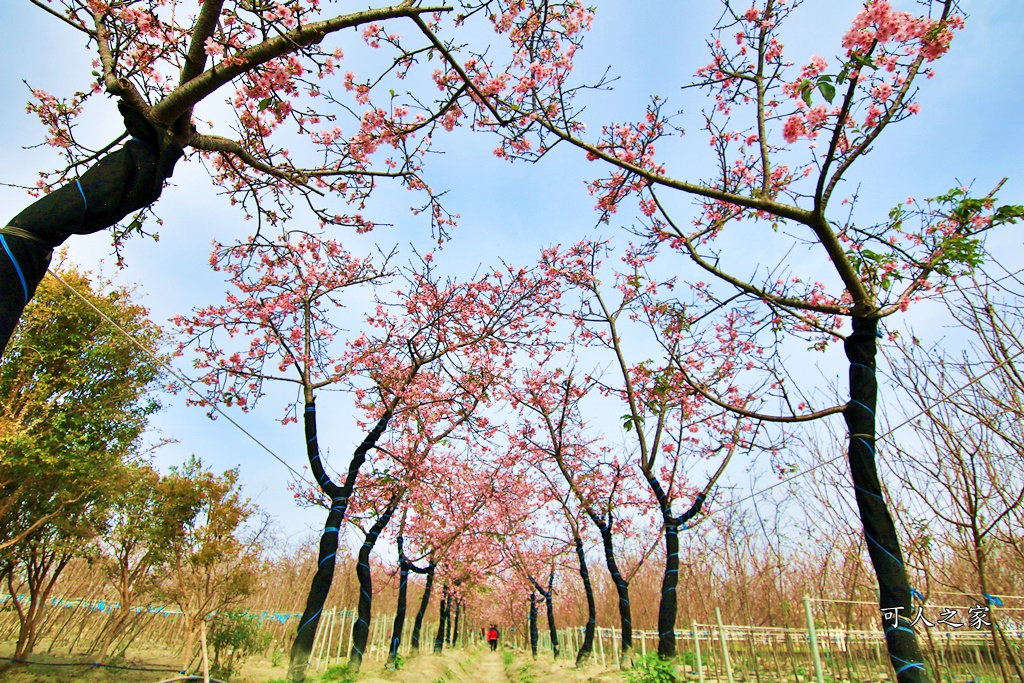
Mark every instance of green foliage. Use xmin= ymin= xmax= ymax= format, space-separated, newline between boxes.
xmin=0 ymin=264 xmax=163 ymax=555
xmin=321 ymin=663 xmax=359 ymax=682
xmin=502 ymin=649 xmax=514 ymax=667
xmin=154 ymin=457 xmax=264 ymax=671
xmin=0 ymin=265 xmax=164 ymax=658
xmin=394 ymin=652 xmax=405 ymax=669
xmin=680 ymin=650 xmax=698 ymax=668
xmin=208 ymin=610 xmax=271 ymax=680
xmin=622 ymin=653 xmax=679 ymax=683
xmin=516 ymin=663 xmax=538 ymax=683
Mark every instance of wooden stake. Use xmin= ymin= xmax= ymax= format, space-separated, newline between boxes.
xmin=200 ymin=620 xmax=210 ymax=683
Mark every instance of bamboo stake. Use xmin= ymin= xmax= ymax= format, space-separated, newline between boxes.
xmin=694 ymin=621 xmax=705 ymax=683
xmin=716 ymin=608 xmax=735 ymax=683
xmin=200 ymin=621 xmax=211 ymax=683
xmin=804 ymin=597 xmax=825 ymax=683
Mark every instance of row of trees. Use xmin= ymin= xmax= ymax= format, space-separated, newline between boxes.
xmin=3 ymin=2 xmax=1021 ymax=683
xmin=0 ymin=270 xmax=263 ymax=674
xmin=3 ymin=260 xmax=1022 ymax=683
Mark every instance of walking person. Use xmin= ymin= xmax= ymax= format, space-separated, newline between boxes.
xmin=487 ymin=624 xmax=500 ymax=652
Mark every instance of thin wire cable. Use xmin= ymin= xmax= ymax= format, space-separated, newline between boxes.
xmin=47 ymin=269 xmax=314 ymax=487
xmin=701 ymin=345 xmax=1024 ymax=520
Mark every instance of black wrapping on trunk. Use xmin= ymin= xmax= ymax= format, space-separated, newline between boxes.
xmin=434 ymin=584 xmax=448 ymax=653
xmin=657 ymin=523 xmax=680 ymax=658
xmin=0 ymin=103 xmax=183 ymax=355
xmin=288 ymin=406 xmax=390 ymax=682
xmin=388 ymin=537 xmax=410 ymax=666
xmin=349 ymin=503 xmax=397 ymax=670
xmin=574 ymin=536 xmax=596 ymax=667
xmin=591 ymin=516 xmax=633 ymax=656
xmin=844 ymin=316 xmax=926 ymax=683
xmin=529 ymin=591 xmax=539 ymax=658
xmin=411 ymin=563 xmax=434 ymax=650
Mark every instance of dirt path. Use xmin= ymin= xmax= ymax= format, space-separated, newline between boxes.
xmin=475 ymin=650 xmax=511 ymax=682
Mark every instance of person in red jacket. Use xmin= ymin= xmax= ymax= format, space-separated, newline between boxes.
xmin=486 ymin=624 xmax=500 ymax=652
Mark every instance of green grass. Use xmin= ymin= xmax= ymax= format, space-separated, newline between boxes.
xmin=319 ymin=663 xmax=359 ymax=683
xmin=621 ymin=652 xmax=680 ymax=683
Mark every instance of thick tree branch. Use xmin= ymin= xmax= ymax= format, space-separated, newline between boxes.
xmin=152 ymin=2 xmax=453 ymax=128
xmin=180 ymin=0 xmax=226 ymax=86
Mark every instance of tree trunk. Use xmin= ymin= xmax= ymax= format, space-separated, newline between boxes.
xmin=0 ymin=106 xmax=182 ymax=356
xmin=387 ymin=538 xmax=411 ymax=670
xmin=287 ymin=404 xmax=391 ymax=682
xmin=573 ymin=536 xmax=596 ymax=668
xmin=411 ymin=564 xmax=434 ymax=651
xmin=529 ymin=591 xmax=539 ymax=659
xmin=643 ymin=466 xmax=705 ymax=661
xmin=845 ymin=316 xmax=927 ymax=683
xmin=444 ymin=592 xmax=453 ymax=645
xmin=530 ymin=573 xmax=559 ymax=659
xmin=657 ymin=522 xmax=681 ymax=659
xmin=592 ymin=518 xmax=633 ymax=666
xmin=348 ymin=500 xmax=398 ymax=672
xmin=452 ymin=599 xmax=461 ymax=647
xmin=434 ymin=584 xmax=448 ymax=654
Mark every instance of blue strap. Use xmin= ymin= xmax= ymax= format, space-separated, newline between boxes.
xmin=855 ymin=485 xmax=885 ymax=500
xmin=850 ymin=399 xmax=875 ymax=415
xmin=0 ymin=236 xmax=28 ymax=305
xmin=323 ymin=526 xmax=339 ymax=534
xmin=866 ymin=532 xmax=904 ymax=567
xmin=299 ymin=608 xmax=322 ymax=632
xmin=130 ymin=136 xmax=156 ymax=153
xmin=885 ymin=626 xmax=915 ymax=636
xmin=76 ymin=180 xmax=87 ymax=210
xmin=891 ymin=656 xmax=925 ymax=675
xmin=319 ymin=552 xmax=335 ymax=566
xmin=855 ymin=436 xmax=875 ymax=455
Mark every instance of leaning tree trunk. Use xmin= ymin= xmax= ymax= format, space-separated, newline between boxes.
xmin=348 ymin=499 xmax=399 ymax=672
xmin=530 ymin=573 xmax=559 ymax=659
xmin=444 ymin=592 xmax=453 ymax=645
xmin=434 ymin=584 xmax=449 ymax=654
xmin=452 ymin=599 xmax=461 ymax=647
xmin=387 ymin=537 xmax=411 ymax=670
xmin=410 ymin=563 xmax=435 ymax=651
xmin=287 ymin=404 xmax=391 ymax=682
xmin=845 ymin=316 xmax=926 ymax=683
xmin=585 ymin=512 xmax=633 ymax=666
xmin=0 ymin=103 xmax=182 ymax=356
xmin=573 ymin=535 xmax=597 ymax=668
xmin=529 ymin=591 xmax=539 ymax=659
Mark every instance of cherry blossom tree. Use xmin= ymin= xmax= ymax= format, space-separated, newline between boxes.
xmin=177 ymin=236 xmax=559 ymax=680
xmin=420 ymin=0 xmax=1024 ymax=676
xmin=2 ymin=0 xmax=593 ymax=353
xmin=512 ymin=365 xmax=643 ymax=667
xmin=539 ymin=239 xmax=778 ymax=659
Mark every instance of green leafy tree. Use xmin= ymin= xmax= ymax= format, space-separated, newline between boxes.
xmin=0 ymin=262 xmax=163 ymax=658
xmin=90 ymin=462 xmax=173 ymax=660
xmin=155 ymin=456 xmax=265 ymax=675
xmin=207 ymin=609 xmax=272 ymax=680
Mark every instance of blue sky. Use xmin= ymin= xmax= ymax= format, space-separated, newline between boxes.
xmin=1 ymin=1 xmax=1022 ymax=547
